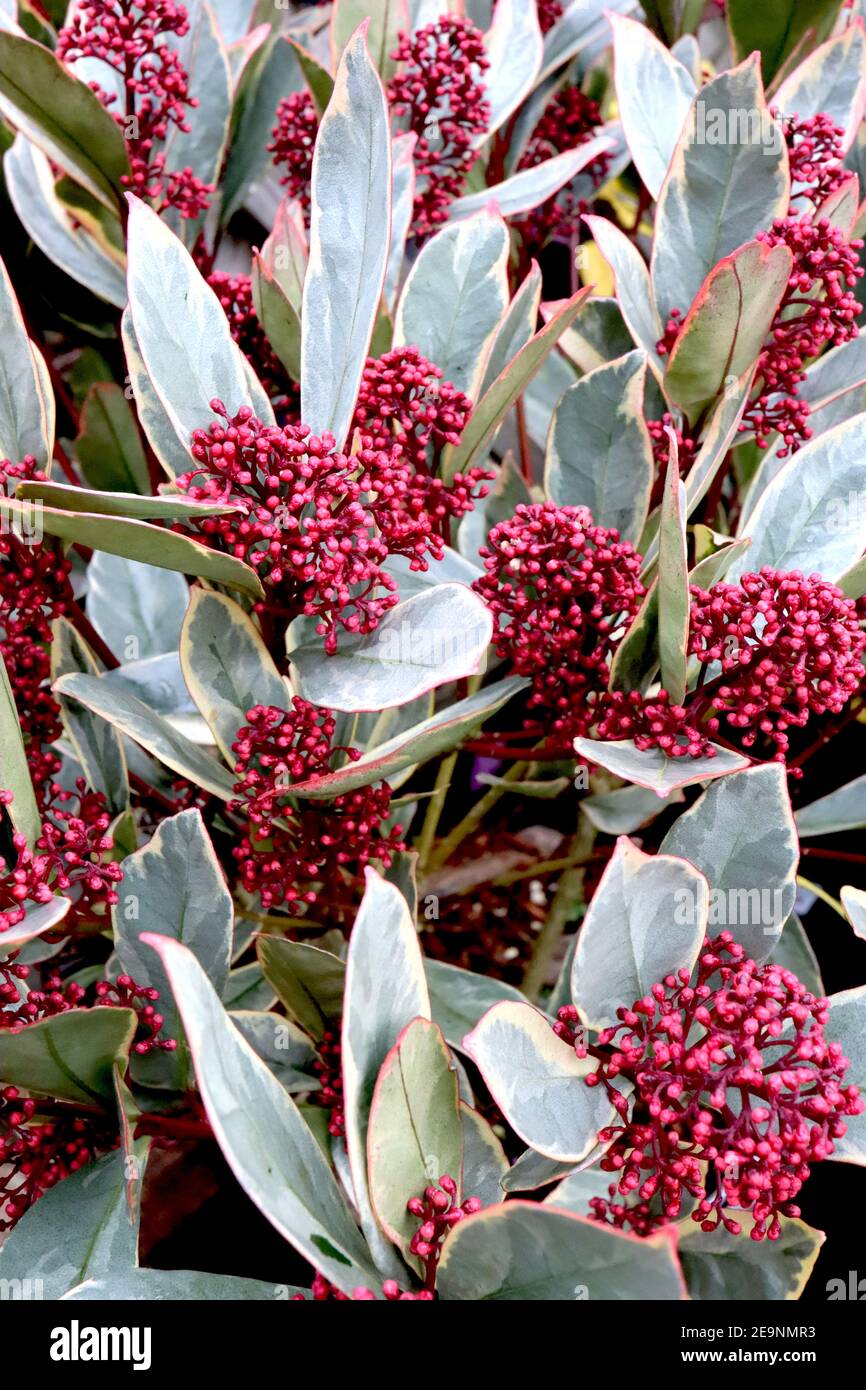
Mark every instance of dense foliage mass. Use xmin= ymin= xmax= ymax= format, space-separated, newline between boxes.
xmin=0 ymin=0 xmax=863 ymax=1304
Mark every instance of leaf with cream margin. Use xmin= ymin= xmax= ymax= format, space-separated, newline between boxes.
xmin=0 ymin=646 xmax=42 ymax=847
xmin=729 ymin=412 xmax=866 ymax=582
xmin=368 ymin=1018 xmax=462 ymax=1261
xmin=15 ymin=479 xmax=239 ymax=523
xmin=651 ymin=58 xmax=790 ymax=327
xmin=582 ymin=215 xmax=662 ymax=368
xmin=775 ymin=20 xmax=866 ymax=153
xmin=573 ymin=736 xmax=751 ymax=798
xmin=53 ymin=672 xmax=237 ymax=800
xmin=0 ymin=249 xmax=51 ymax=467
xmin=125 ymin=196 xmax=272 ymax=448
xmin=663 ymin=240 xmax=792 ymax=414
xmin=478 ymin=263 xmax=542 ymax=398
xmin=0 ymin=1008 xmax=136 ymax=1103
xmin=447 ymin=140 xmax=614 ymax=222
xmin=796 ymin=774 xmax=866 ymax=836
xmin=656 ymin=440 xmax=688 ymax=704
xmin=301 ymin=22 xmax=391 ymax=450
xmin=394 ymin=208 xmax=510 ymax=399
xmin=678 ymin=1215 xmax=824 ymax=1299
xmin=841 ymin=886 xmax=866 ymax=941
xmin=462 ymin=1002 xmax=617 ymax=1162
xmin=0 ymin=896 xmax=71 ymax=951
xmin=479 ymin=0 xmax=542 ymax=141
xmin=571 ymin=838 xmax=708 ymax=1031
xmin=437 ymin=1201 xmax=686 ymax=1301
xmin=142 ymin=933 xmax=379 ymax=1292
xmin=342 ymin=869 xmax=431 ymax=1280
xmin=609 ymin=12 xmax=696 ymax=201
xmin=180 ymin=588 xmax=287 ymax=762
xmin=384 ymin=131 xmax=416 ymax=311
xmin=288 ymin=584 xmax=493 ymax=712
xmin=536 ymin=0 xmax=634 ymax=87
xmin=726 ymin=0 xmax=841 ymax=85
xmin=826 ymin=985 xmax=866 ymax=1164
xmin=51 ymin=616 xmax=128 ymax=815
xmin=331 ymin=0 xmax=408 ymax=81
xmin=661 ymin=764 xmax=799 ymax=962
xmin=284 ymin=675 xmax=529 ymax=799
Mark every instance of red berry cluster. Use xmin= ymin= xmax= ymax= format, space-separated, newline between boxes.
xmin=312 ymin=1028 xmax=344 ymax=1137
xmin=777 ymin=109 xmax=848 ymax=211
xmin=515 ymin=83 xmax=610 ymax=246
xmin=0 ymin=1085 xmax=119 ymax=1231
xmin=387 ymin=17 xmax=490 ymax=238
xmin=538 ymin=0 xmax=564 ymax=32
xmin=268 ymin=91 xmax=318 ymax=221
xmin=205 ymin=271 xmax=298 ymax=415
xmin=179 ymin=368 xmax=484 ymax=650
xmin=576 ymin=933 xmax=862 ymax=1241
xmin=472 ymin=502 xmax=645 ymax=748
xmin=57 ymin=0 xmax=212 ymax=219
xmin=94 ymin=974 xmax=177 ymax=1054
xmin=0 ymin=456 xmax=72 ymax=790
xmin=597 ymin=689 xmax=712 ymax=760
xmin=299 ymin=1273 xmax=433 ymax=1301
xmin=689 ymin=568 xmax=865 ymax=763
xmin=229 ymin=700 xmax=404 ymax=909
xmin=646 ymin=413 xmax=698 ymax=474
xmin=407 ymin=1173 xmax=482 ymax=1292
xmin=0 ymin=781 xmax=123 ymax=938
xmin=746 ymin=216 xmax=863 ymax=454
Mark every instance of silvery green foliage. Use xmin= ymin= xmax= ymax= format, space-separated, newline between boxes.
xmin=0 ymin=0 xmax=863 ymax=1306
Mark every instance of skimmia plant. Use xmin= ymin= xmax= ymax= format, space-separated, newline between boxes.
xmin=0 ymin=0 xmax=863 ymax=1305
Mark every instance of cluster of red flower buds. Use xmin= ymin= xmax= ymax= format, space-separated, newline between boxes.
xmin=0 ymin=781 xmax=123 ymax=938
xmin=268 ymin=90 xmax=319 ymax=219
xmin=573 ymin=933 xmax=862 ymax=1241
xmin=0 ymin=1085 xmax=119 ymax=1231
xmin=312 ymin=1028 xmax=344 ymax=1137
xmin=229 ymin=699 xmax=404 ymax=909
xmin=179 ymin=360 xmax=484 ymax=650
xmin=387 ymin=17 xmax=490 ymax=238
xmin=777 ymin=109 xmax=849 ymax=211
xmin=407 ymin=1174 xmax=482 ymax=1291
xmin=57 ymin=0 xmax=212 ymax=219
xmin=0 ymin=455 xmax=71 ymax=791
xmin=646 ymin=412 xmax=698 ymax=475
xmin=516 ymin=84 xmax=610 ymax=245
xmin=472 ymin=502 xmax=645 ymax=749
xmin=538 ymin=0 xmax=565 ymax=32
xmin=299 ymin=1273 xmax=434 ymax=1301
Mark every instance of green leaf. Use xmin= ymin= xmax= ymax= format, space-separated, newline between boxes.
xmin=287 ymin=36 xmax=334 ymax=116
xmin=230 ymin=1010 xmax=319 ymax=1093
xmin=113 ymin=809 xmax=233 ymax=1090
xmin=445 ymin=286 xmax=591 ymax=480
xmin=826 ymin=985 xmax=866 ymax=1165
xmin=796 ymin=773 xmax=866 ymax=837
xmin=394 ymin=208 xmax=510 ymax=399
xmin=0 ymin=249 xmax=51 ymax=467
xmin=261 ymin=197 xmax=308 ymax=311
xmin=609 ymin=11 xmax=696 ymax=201
xmin=583 ymin=214 xmax=663 ymax=368
xmin=0 ymin=646 xmax=41 ymax=847
xmin=0 ymin=1007 xmax=136 ymax=1103
xmin=537 ymin=0 xmax=633 ymax=86
xmin=222 ymin=961 xmax=276 ymax=1012
xmin=478 ymin=263 xmax=542 ymax=397
xmin=582 ymin=784 xmax=685 ymax=835
xmin=342 ymin=868 xmax=430 ymax=1275
xmin=301 ymin=22 xmax=390 ymax=450
xmin=730 ymin=412 xmax=866 ymax=582
xmin=384 ymin=130 xmax=416 ymax=310
xmin=447 ymin=140 xmax=614 ymax=223
xmin=252 ymin=251 xmax=301 ymax=381
xmin=51 ymin=617 xmax=129 ymax=814
xmin=73 ymin=384 xmax=149 ymax=494
xmin=437 ymin=1201 xmax=685 ymax=1300
xmin=142 ymin=933 xmax=378 ymax=1293
xmin=331 ymin=0 xmax=407 ymax=81
xmin=555 ymin=296 xmax=633 ymax=374
xmin=257 ymin=936 xmax=346 ymax=1042
xmin=64 ymin=1269 xmax=298 ymax=1301
xmin=768 ymin=913 xmax=824 ymax=995
xmin=368 ymin=1017 xmax=462 ymax=1261
xmin=661 ymin=764 xmax=799 ymax=961
xmin=573 ymin=736 xmax=751 ymax=797
xmin=480 ymin=0 xmax=542 ymax=139
xmin=4 ymin=135 xmax=127 ymax=308
xmin=842 ymin=885 xmax=866 ymax=941
xmin=775 ymin=22 xmax=866 ymax=150
xmin=0 ymin=895 xmax=71 ymax=950
xmin=86 ymin=552 xmax=188 ymax=662
xmin=727 ymin=0 xmax=843 ymax=85
xmin=286 ymin=676 xmax=529 ymax=798
xmin=0 ymin=1147 xmax=147 ymax=1300
xmin=572 ymin=837 xmax=708 ymax=1030
xmin=180 ymin=588 xmax=287 ymax=762
xmin=288 ymin=584 xmax=492 ymax=712
xmin=664 ymin=240 xmax=793 ymax=413
xmin=120 ymin=308 xmax=192 ymax=480
xmin=221 ymin=35 xmax=303 ymax=220
xmin=657 ymin=442 xmax=688 ymax=703
xmin=651 ymin=57 xmax=790 ymax=327
xmin=0 ymin=495 xmax=263 ymax=597
xmin=679 ymin=1215 xmax=824 ymax=1299
xmin=460 ymin=1102 xmax=509 ymax=1207
xmin=16 ymin=478 xmax=239 ymax=523
xmin=53 ymin=672 xmax=237 ymax=800
xmin=125 ymin=195 xmax=273 ymax=447
xmin=0 ymin=31 xmax=129 ymax=209
xmin=425 ymin=959 xmax=527 ymax=1049
xmin=544 ymin=349 xmax=653 ymax=544
xmin=462 ymin=1001 xmax=616 ymax=1162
